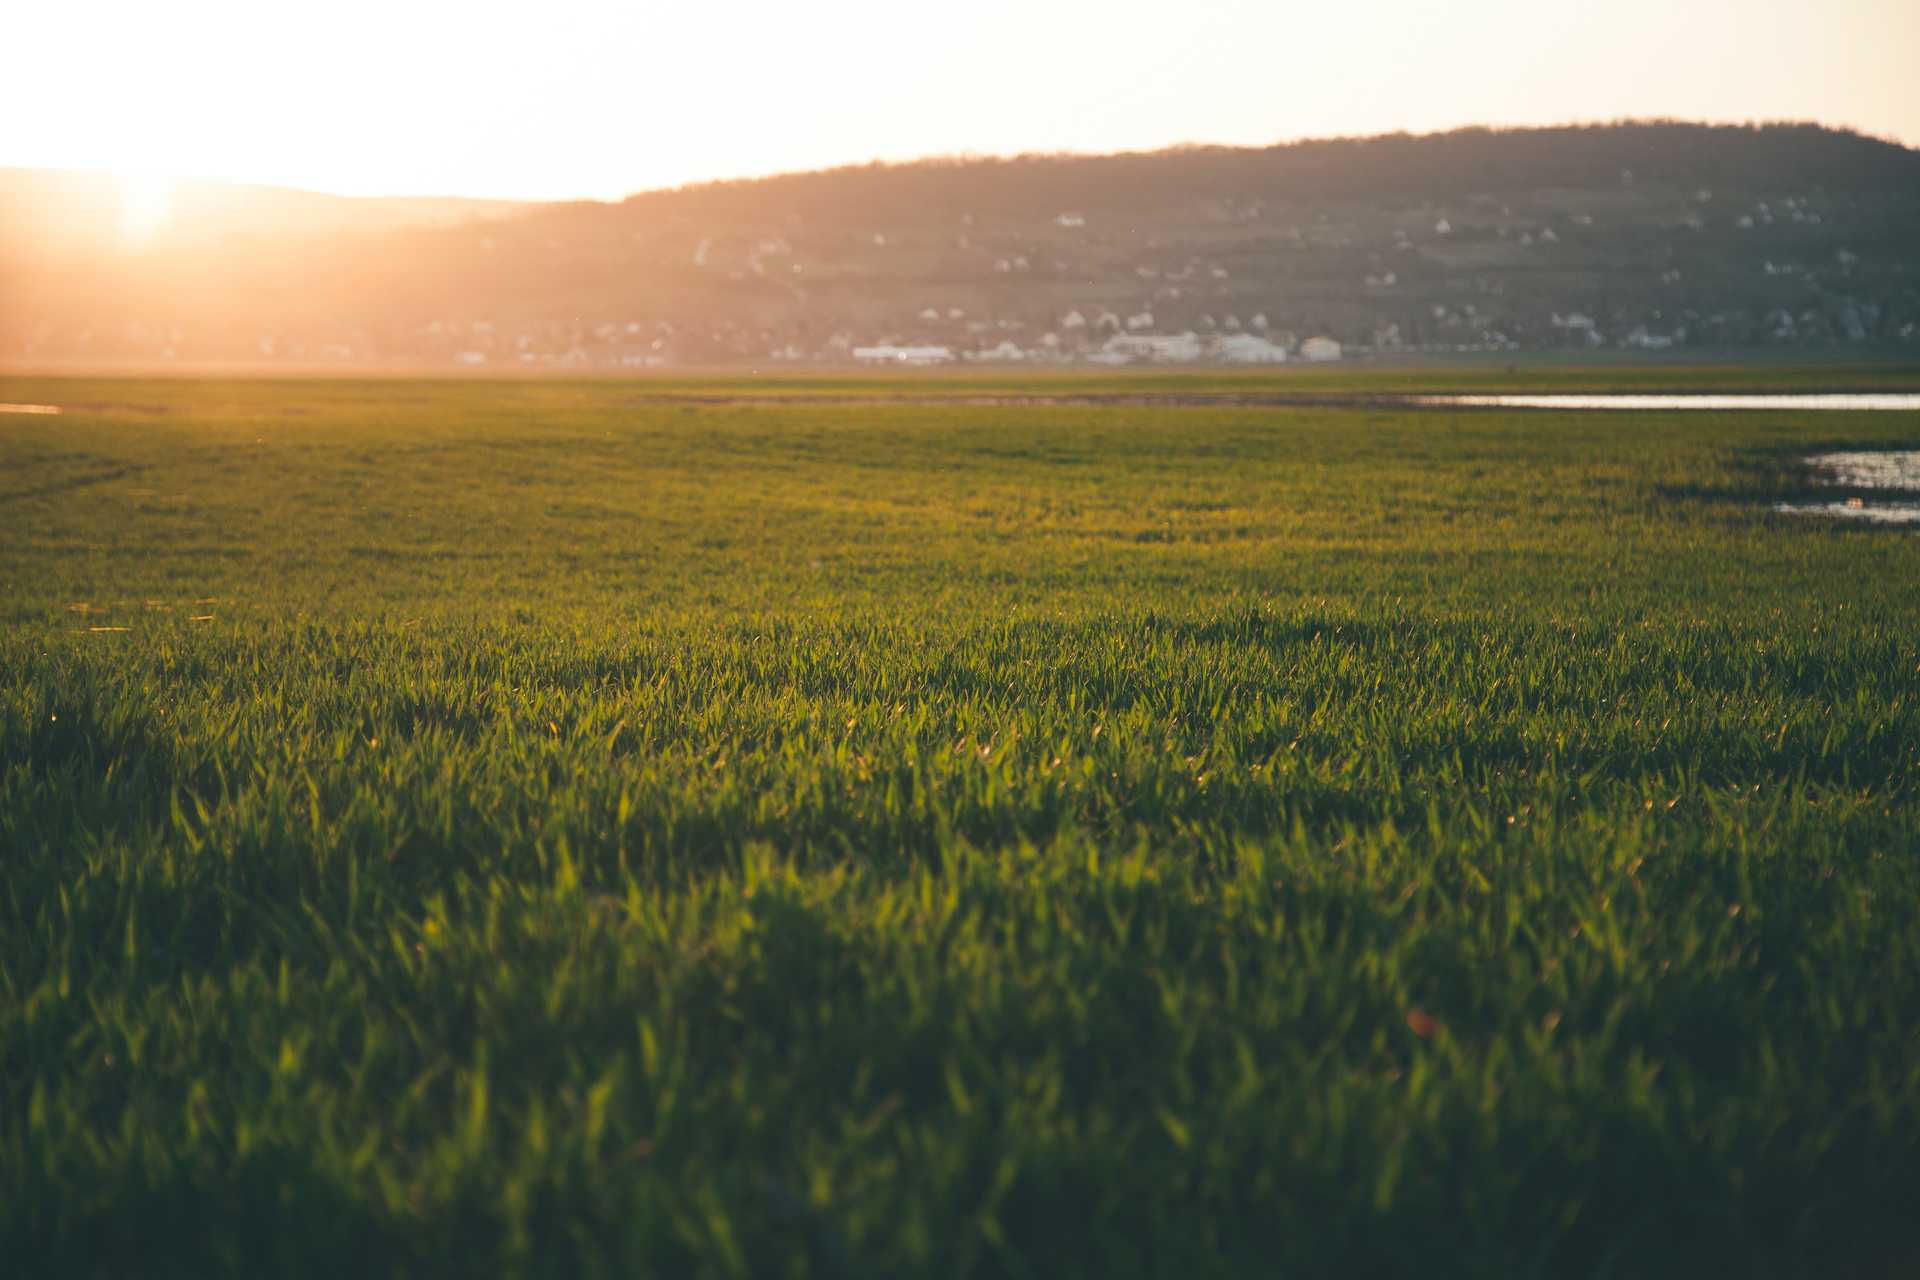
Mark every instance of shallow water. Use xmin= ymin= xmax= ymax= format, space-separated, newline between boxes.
xmin=1409 ymin=394 xmax=1920 ymax=411
xmin=1806 ymin=451 xmax=1920 ymax=488
xmin=1775 ymin=449 xmax=1920 ymax=525
xmin=1772 ymin=500 xmax=1920 ymax=524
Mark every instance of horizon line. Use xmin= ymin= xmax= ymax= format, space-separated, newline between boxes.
xmin=5 ymin=114 xmax=1913 ymax=207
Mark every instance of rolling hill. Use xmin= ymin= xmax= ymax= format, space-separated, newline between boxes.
xmin=4 ymin=122 xmax=1918 ymax=366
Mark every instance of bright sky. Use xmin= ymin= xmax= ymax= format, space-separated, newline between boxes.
xmin=9 ymin=0 xmax=1917 ymax=201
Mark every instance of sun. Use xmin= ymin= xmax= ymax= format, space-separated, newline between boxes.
xmin=117 ymin=171 xmax=175 ymax=245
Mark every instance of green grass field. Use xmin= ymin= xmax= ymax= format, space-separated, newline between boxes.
xmin=3 ymin=371 xmax=1918 ymax=1277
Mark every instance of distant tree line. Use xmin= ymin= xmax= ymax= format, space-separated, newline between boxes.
xmin=617 ymin=122 xmax=1920 ymax=224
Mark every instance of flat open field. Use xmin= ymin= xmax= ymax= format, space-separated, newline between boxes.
xmin=4 ymin=371 xmax=1919 ymax=1276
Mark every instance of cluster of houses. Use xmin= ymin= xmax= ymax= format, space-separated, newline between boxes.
xmin=853 ymin=329 xmax=1338 ymax=366
xmin=847 ymin=302 xmax=1348 ymax=366
xmin=30 ymin=280 xmax=1901 ymax=367
xmin=18 ymin=187 xmax=1906 ymax=367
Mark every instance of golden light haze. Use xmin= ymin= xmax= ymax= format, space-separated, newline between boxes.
xmin=115 ymin=175 xmax=174 ymax=244
xmin=8 ymin=0 xmax=1919 ymax=202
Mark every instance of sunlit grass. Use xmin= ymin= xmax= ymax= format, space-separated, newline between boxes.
xmin=2 ymin=373 xmax=1918 ymax=1276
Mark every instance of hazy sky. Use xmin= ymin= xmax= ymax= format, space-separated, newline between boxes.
xmin=10 ymin=0 xmax=1917 ymax=200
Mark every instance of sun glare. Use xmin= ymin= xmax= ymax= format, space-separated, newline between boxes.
xmin=118 ymin=172 xmax=174 ymax=245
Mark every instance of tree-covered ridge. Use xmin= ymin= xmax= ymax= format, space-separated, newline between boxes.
xmin=6 ymin=122 xmax=1918 ymax=364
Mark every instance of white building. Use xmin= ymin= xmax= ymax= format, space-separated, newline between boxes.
xmin=1299 ymin=336 xmax=1342 ymax=362
xmin=852 ymin=345 xmax=954 ymax=366
xmin=1214 ymin=334 xmax=1289 ymax=364
xmin=1102 ymin=332 xmax=1204 ymax=363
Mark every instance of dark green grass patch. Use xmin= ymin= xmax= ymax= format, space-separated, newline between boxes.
xmin=2 ymin=373 xmax=1918 ymax=1277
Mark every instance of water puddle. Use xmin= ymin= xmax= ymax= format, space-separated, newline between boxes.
xmin=1409 ymin=394 xmax=1920 ymax=411
xmin=1775 ymin=500 xmax=1920 ymax=524
xmin=0 ymin=403 xmax=62 ymax=415
xmin=1774 ymin=450 xmax=1920 ymax=525
xmin=1805 ymin=452 xmax=1920 ymax=488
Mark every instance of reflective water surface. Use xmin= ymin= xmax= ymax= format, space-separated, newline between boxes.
xmin=1773 ymin=501 xmax=1920 ymax=525
xmin=1806 ymin=451 xmax=1920 ymax=488
xmin=1775 ymin=450 xmax=1920 ymax=525
xmin=1409 ymin=394 xmax=1920 ymax=411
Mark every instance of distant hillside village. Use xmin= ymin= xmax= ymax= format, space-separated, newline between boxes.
xmin=5 ymin=123 xmax=1919 ymax=366
xmin=447 ymin=311 xmax=1328 ymax=371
